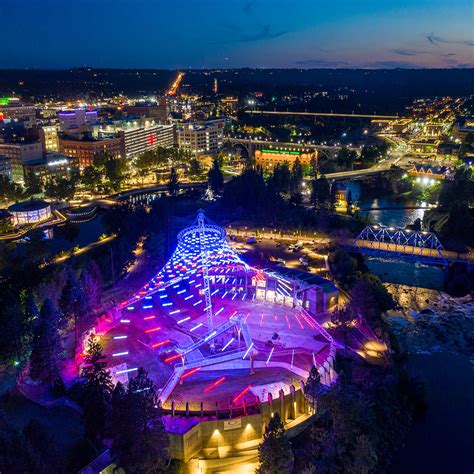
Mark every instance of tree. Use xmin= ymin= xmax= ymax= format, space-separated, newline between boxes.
xmin=336 ymin=147 xmax=357 ymax=169
xmin=0 ymin=291 xmax=30 ymax=367
xmin=349 ymin=273 xmax=395 ymax=325
xmin=111 ymin=368 xmax=169 ymax=473
xmin=270 ymin=163 xmax=291 ymax=194
xmin=328 ymin=248 xmax=358 ymax=288
xmin=167 ymin=167 xmax=179 ymax=196
xmin=0 ymin=175 xmax=23 ymax=202
xmin=257 ymin=412 xmax=293 ymax=474
xmin=81 ymin=165 xmax=102 ymax=191
xmin=189 ymin=158 xmax=201 ymax=177
xmin=80 ymin=267 xmax=102 ymax=311
xmin=208 ymin=157 xmax=224 ymax=194
xmin=0 ymin=416 xmax=62 ymax=474
xmin=304 ymin=366 xmax=322 ymax=414
xmin=24 ymin=172 xmax=43 ymax=196
xmin=29 ymin=299 xmax=62 ymax=386
xmin=310 ymin=176 xmax=331 ymax=209
xmin=44 ymin=176 xmax=76 ymax=201
xmin=290 ymin=157 xmax=304 ymax=194
xmin=81 ymin=335 xmax=113 ymax=442
xmin=104 ymin=155 xmax=127 ymax=191
xmin=59 ymin=269 xmax=91 ymax=346
xmin=331 ymin=305 xmax=353 ymax=355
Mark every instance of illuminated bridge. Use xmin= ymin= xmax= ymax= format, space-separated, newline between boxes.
xmin=225 ymin=136 xmax=357 ymax=160
xmin=349 ymin=225 xmax=456 ymax=265
xmin=246 ymin=110 xmax=400 ymax=120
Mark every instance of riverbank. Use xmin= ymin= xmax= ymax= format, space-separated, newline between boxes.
xmin=385 ymin=283 xmax=474 ymax=355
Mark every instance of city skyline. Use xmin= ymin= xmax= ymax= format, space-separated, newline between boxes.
xmin=1 ymin=0 xmax=473 ymax=69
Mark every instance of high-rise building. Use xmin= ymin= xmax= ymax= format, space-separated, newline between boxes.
xmin=39 ymin=124 xmax=60 ymax=151
xmin=127 ymin=99 xmax=169 ymax=123
xmin=176 ymin=121 xmax=224 ymax=156
xmin=99 ymin=118 xmax=174 ymax=159
xmin=213 ymin=78 xmax=218 ymax=95
xmin=58 ymin=108 xmax=98 ymax=131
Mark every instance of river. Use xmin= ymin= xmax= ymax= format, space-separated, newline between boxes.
xmin=390 ymin=352 xmax=474 ymax=474
xmin=344 ymin=181 xmax=427 ymax=229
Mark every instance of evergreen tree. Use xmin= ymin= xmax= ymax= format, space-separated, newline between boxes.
xmin=290 ymin=157 xmax=304 ymax=194
xmin=310 ymin=176 xmax=331 ymax=209
xmin=189 ymin=158 xmax=201 ymax=177
xmin=167 ymin=167 xmax=179 ymax=196
xmin=257 ymin=412 xmax=293 ymax=474
xmin=29 ymin=299 xmax=62 ymax=386
xmin=208 ymin=157 xmax=224 ymax=194
xmin=81 ymin=335 xmax=113 ymax=442
xmin=111 ymin=368 xmax=169 ymax=473
xmin=0 ymin=291 xmax=28 ymax=366
xmin=59 ymin=269 xmax=90 ymax=343
xmin=304 ymin=366 xmax=322 ymax=414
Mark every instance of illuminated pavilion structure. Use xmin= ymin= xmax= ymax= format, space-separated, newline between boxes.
xmin=108 ymin=210 xmax=338 ymax=411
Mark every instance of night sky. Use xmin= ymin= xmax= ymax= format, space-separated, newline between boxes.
xmin=1 ymin=0 xmax=473 ymax=69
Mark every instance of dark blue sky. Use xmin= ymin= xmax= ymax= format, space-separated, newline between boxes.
xmin=1 ymin=0 xmax=473 ymax=68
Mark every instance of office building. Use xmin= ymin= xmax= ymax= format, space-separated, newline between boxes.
xmin=255 ymin=148 xmax=316 ymax=172
xmin=176 ymin=121 xmax=224 ymax=156
xmin=39 ymin=124 xmax=60 ymax=151
xmin=58 ymin=108 xmax=98 ymax=131
xmin=0 ymin=97 xmax=36 ymax=126
xmin=0 ymin=141 xmax=43 ymax=182
xmin=23 ymin=153 xmax=77 ymax=182
xmin=59 ymin=133 xmax=124 ymax=168
xmin=128 ymin=99 xmax=169 ymax=123
xmin=100 ymin=118 xmax=174 ymax=159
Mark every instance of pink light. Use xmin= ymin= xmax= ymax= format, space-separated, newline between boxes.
xmin=259 ymin=313 xmax=264 ymax=327
xmin=300 ymin=312 xmax=315 ymax=329
xmin=145 ymin=327 xmax=161 ymax=333
xmin=233 ymin=384 xmax=252 ymax=404
xmin=165 ymin=353 xmax=182 ymax=363
xmin=285 ymin=314 xmax=291 ymax=330
xmin=143 ymin=315 xmax=156 ymax=320
xmin=180 ymin=367 xmax=201 ymax=380
xmin=295 ymin=314 xmax=304 ymax=330
xmin=152 ymin=339 xmax=170 ymax=348
xmin=203 ymin=376 xmax=226 ymax=393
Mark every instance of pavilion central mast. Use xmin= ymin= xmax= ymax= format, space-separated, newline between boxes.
xmin=197 ymin=211 xmax=214 ymax=330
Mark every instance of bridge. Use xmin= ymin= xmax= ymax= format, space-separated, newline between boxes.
xmin=225 ymin=137 xmax=356 ymax=160
xmin=246 ymin=110 xmax=400 ymax=120
xmin=348 ymin=225 xmax=473 ymax=265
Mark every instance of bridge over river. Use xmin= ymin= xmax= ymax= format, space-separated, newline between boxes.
xmin=348 ymin=225 xmax=473 ymax=266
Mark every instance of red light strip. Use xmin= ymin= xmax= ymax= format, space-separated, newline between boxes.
xmin=180 ymin=367 xmax=201 ymax=380
xmin=233 ymin=384 xmax=252 ymax=403
xmin=145 ymin=327 xmax=161 ymax=333
xmin=300 ymin=312 xmax=315 ymax=329
xmin=285 ymin=314 xmax=291 ymax=329
xmin=203 ymin=376 xmax=226 ymax=393
xmin=152 ymin=339 xmax=170 ymax=348
xmin=143 ymin=315 xmax=156 ymax=320
xmin=259 ymin=313 xmax=264 ymax=327
xmin=165 ymin=353 xmax=182 ymax=363
xmin=295 ymin=314 xmax=304 ymax=330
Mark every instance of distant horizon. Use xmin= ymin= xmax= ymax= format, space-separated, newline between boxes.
xmin=0 ymin=66 xmax=473 ymax=72
xmin=2 ymin=0 xmax=472 ymax=69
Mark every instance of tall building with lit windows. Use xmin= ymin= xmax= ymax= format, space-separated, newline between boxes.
xmin=99 ymin=118 xmax=175 ymax=159
xmin=176 ymin=121 xmax=224 ymax=156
